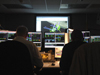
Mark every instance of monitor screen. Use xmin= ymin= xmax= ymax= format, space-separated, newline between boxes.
xmin=36 ymin=16 xmax=70 ymax=37
xmin=27 ymin=32 xmax=42 ymax=47
xmin=69 ymin=30 xmax=90 ymax=43
xmin=82 ymin=31 xmax=90 ymax=37
xmin=91 ymin=36 xmax=100 ymax=42
xmin=45 ymin=32 xmax=65 ymax=48
xmin=82 ymin=31 xmax=90 ymax=43
xmin=7 ymin=31 xmax=16 ymax=40
xmin=0 ymin=31 xmax=7 ymax=42
xmin=55 ymin=47 xmax=63 ymax=58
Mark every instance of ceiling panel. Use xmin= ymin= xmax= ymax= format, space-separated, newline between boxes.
xmin=3 ymin=4 xmax=33 ymax=9
xmin=89 ymin=4 xmax=100 ymax=8
xmin=0 ymin=0 xmax=100 ymax=13
xmin=46 ymin=0 xmax=61 ymax=12
xmin=60 ymin=4 xmax=89 ymax=9
xmin=62 ymin=0 xmax=78 ymax=4
xmin=30 ymin=0 xmax=46 ymax=9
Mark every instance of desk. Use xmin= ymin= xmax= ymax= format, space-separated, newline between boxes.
xmin=40 ymin=61 xmax=60 ymax=75
xmin=43 ymin=61 xmax=60 ymax=68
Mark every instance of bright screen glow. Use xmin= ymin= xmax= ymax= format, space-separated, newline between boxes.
xmin=36 ymin=16 xmax=69 ymax=36
xmin=55 ymin=47 xmax=63 ymax=58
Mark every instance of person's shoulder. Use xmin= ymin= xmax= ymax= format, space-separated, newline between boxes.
xmin=25 ymin=40 xmax=36 ymax=46
xmin=75 ymin=43 xmax=91 ymax=52
xmin=64 ymin=42 xmax=73 ymax=47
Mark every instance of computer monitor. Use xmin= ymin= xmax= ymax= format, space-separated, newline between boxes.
xmin=91 ymin=36 xmax=100 ymax=42
xmin=7 ymin=31 xmax=16 ymax=40
xmin=55 ymin=47 xmax=63 ymax=58
xmin=44 ymin=32 xmax=65 ymax=48
xmin=27 ymin=32 xmax=42 ymax=51
xmin=69 ymin=30 xmax=90 ymax=43
xmin=0 ymin=31 xmax=8 ymax=42
xmin=82 ymin=31 xmax=90 ymax=43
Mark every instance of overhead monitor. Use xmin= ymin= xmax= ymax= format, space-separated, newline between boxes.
xmin=44 ymin=32 xmax=65 ymax=48
xmin=7 ymin=31 xmax=16 ymax=40
xmin=27 ymin=32 xmax=42 ymax=50
xmin=0 ymin=31 xmax=8 ymax=42
xmin=36 ymin=16 xmax=70 ymax=37
xmin=91 ymin=36 xmax=100 ymax=43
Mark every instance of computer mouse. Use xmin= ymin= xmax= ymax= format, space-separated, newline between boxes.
xmin=51 ymin=63 xmax=55 ymax=66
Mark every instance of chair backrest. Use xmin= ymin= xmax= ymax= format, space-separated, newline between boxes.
xmin=0 ymin=40 xmax=33 ymax=75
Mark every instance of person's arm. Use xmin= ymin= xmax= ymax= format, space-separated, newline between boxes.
xmin=31 ymin=43 xmax=43 ymax=68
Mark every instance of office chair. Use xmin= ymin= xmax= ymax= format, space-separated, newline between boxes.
xmin=0 ymin=40 xmax=33 ymax=75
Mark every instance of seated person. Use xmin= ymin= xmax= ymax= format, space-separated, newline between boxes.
xmin=60 ymin=30 xmax=86 ymax=75
xmin=13 ymin=26 xmax=43 ymax=71
xmin=69 ymin=42 xmax=100 ymax=75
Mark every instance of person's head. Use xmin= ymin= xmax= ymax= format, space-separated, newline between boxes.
xmin=16 ymin=26 xmax=28 ymax=39
xmin=71 ymin=30 xmax=83 ymax=41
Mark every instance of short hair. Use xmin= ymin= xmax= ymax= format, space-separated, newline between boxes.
xmin=71 ymin=30 xmax=83 ymax=41
xmin=16 ymin=26 xmax=28 ymax=36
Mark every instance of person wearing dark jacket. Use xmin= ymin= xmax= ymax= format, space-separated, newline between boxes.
xmin=60 ymin=30 xmax=86 ymax=75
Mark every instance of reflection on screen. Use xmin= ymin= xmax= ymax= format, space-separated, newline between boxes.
xmin=91 ymin=36 xmax=100 ymax=42
xmin=45 ymin=33 xmax=65 ymax=48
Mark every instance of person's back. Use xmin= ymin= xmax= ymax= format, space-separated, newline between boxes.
xmin=69 ymin=42 xmax=100 ymax=75
xmin=60 ymin=30 xmax=86 ymax=75
xmin=13 ymin=26 xmax=43 ymax=71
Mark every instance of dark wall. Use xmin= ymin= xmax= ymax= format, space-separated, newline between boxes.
xmin=0 ymin=14 xmax=36 ymax=31
xmin=0 ymin=13 xmax=100 ymax=35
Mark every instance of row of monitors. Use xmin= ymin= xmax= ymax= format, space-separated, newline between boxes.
xmin=69 ymin=31 xmax=91 ymax=43
xmin=55 ymin=35 xmax=100 ymax=58
xmin=69 ymin=31 xmax=100 ymax=43
xmin=0 ymin=31 xmax=65 ymax=48
xmin=0 ymin=31 xmax=42 ymax=47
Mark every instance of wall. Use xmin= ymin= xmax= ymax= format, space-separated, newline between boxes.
xmin=0 ymin=14 xmax=36 ymax=31
xmin=0 ymin=13 xmax=100 ymax=35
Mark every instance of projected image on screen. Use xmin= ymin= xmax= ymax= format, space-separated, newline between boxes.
xmin=36 ymin=16 xmax=69 ymax=37
xmin=41 ymin=21 xmax=67 ymax=33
